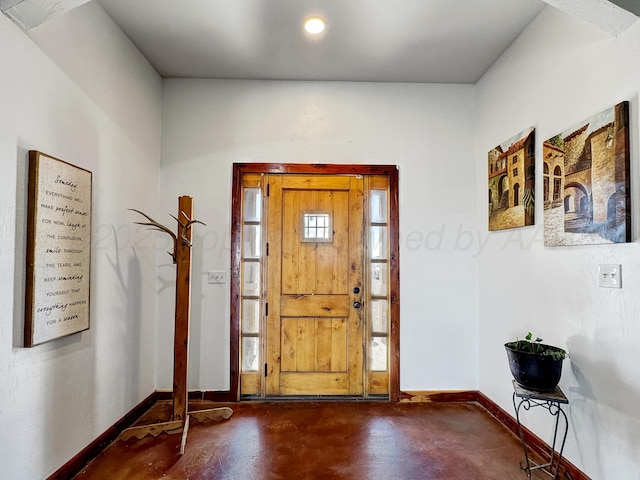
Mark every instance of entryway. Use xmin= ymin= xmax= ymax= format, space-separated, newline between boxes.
xmin=230 ymin=164 xmax=400 ymax=401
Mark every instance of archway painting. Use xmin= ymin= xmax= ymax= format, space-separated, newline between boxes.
xmin=487 ymin=126 xmax=535 ymax=231
xmin=543 ymin=101 xmax=630 ymax=246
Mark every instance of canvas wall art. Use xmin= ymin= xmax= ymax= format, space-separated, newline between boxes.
xmin=488 ymin=127 xmax=535 ymax=231
xmin=543 ymin=101 xmax=630 ymax=246
xmin=25 ymin=151 xmax=92 ymax=347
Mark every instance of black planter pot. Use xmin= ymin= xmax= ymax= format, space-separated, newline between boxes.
xmin=505 ymin=343 xmax=564 ymax=392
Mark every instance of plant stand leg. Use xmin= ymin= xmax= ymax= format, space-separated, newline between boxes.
xmin=512 ymin=383 xmax=569 ymax=479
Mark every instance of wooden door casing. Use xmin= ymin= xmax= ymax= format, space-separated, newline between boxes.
xmin=230 ymin=163 xmax=400 ymax=402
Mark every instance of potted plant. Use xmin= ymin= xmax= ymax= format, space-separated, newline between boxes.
xmin=505 ymin=333 xmax=567 ymax=392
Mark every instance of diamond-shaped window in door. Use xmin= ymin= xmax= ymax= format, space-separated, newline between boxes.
xmin=302 ymin=212 xmax=332 ymax=242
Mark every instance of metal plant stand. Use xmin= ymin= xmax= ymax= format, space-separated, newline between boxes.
xmin=512 ymin=380 xmax=569 ymax=479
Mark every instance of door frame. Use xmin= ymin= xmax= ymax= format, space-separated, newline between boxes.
xmin=230 ymin=163 xmax=400 ymax=401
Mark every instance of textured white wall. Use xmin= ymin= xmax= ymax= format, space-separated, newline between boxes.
xmin=9 ymin=3 xmax=638 ymax=478
xmin=476 ymin=7 xmax=640 ymax=479
xmin=160 ymin=79 xmax=479 ymax=392
xmin=0 ymin=3 xmax=162 ymax=478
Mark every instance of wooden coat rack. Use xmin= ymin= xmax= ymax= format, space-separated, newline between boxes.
xmin=120 ymin=196 xmax=232 ymax=454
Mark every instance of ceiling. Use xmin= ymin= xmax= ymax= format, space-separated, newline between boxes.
xmin=2 ymin=0 xmax=637 ymax=84
xmin=94 ymin=0 xmax=547 ymax=84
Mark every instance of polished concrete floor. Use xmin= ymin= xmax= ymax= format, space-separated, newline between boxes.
xmin=74 ymin=400 xmax=548 ymax=480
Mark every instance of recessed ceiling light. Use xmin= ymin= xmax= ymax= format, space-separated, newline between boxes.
xmin=303 ymin=16 xmax=326 ymax=35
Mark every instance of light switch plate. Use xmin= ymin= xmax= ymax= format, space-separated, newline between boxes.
xmin=598 ymin=264 xmax=621 ymax=288
xmin=208 ymin=270 xmax=227 ymax=284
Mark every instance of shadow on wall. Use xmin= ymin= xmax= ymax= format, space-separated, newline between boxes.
xmin=566 ymin=333 xmax=640 ymax=477
xmin=13 ymin=147 xmax=29 ymax=348
xmin=105 ymin=225 xmax=144 ymax=405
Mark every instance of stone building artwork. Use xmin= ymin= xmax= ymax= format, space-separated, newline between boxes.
xmin=543 ymin=101 xmax=630 ymax=246
xmin=488 ymin=127 xmax=535 ymax=230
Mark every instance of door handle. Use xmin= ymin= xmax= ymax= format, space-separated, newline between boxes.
xmin=353 ymin=301 xmax=362 ymax=309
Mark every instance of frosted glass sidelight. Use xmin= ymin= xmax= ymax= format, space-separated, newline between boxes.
xmin=371 ymin=337 xmax=388 ymax=371
xmin=243 ymin=225 xmax=261 ymax=258
xmin=370 ymin=190 xmax=387 ymax=223
xmin=370 ymin=263 xmax=388 ymax=297
xmin=242 ymin=337 xmax=259 ymax=371
xmin=242 ymin=262 xmax=261 ymax=296
xmin=242 ymin=299 xmax=260 ymax=334
xmin=244 ymin=188 xmax=261 ymax=222
xmin=369 ymin=226 xmax=388 ymax=260
xmin=370 ymin=299 xmax=388 ymax=334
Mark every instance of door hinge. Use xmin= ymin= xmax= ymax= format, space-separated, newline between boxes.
xmin=266 ymin=242 xmax=269 ymax=256
xmin=265 ymin=302 xmax=268 ymax=316
xmin=264 ymin=363 xmax=268 ymax=377
xmin=266 ymin=183 xmax=270 ymax=197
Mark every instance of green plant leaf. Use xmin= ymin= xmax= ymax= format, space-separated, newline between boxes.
xmin=506 ymin=333 xmax=567 ymax=360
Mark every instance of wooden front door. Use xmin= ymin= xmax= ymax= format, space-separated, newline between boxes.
xmin=265 ymin=174 xmax=364 ymax=396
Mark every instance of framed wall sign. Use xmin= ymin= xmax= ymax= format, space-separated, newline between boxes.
xmin=25 ymin=151 xmax=92 ymax=347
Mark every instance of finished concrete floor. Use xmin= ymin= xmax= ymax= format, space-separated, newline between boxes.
xmin=74 ymin=400 xmax=548 ymax=480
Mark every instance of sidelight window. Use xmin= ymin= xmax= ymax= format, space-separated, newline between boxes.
xmin=240 ymin=184 xmax=262 ymax=373
xmin=368 ymin=186 xmax=390 ymax=377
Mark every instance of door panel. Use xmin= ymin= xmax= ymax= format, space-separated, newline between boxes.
xmin=280 ymin=295 xmax=350 ymax=317
xmin=280 ymin=371 xmax=349 ymax=395
xmin=266 ymin=174 xmax=364 ymax=396
xmin=280 ymin=317 xmax=347 ymax=372
xmin=281 ymin=189 xmax=349 ymax=295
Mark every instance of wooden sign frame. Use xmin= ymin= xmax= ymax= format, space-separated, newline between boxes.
xmin=25 ymin=151 xmax=92 ymax=347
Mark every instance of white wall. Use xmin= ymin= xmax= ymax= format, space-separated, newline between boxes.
xmin=0 ymin=3 xmax=162 ymax=478
xmin=476 ymin=7 xmax=640 ymax=479
xmin=11 ymin=3 xmax=638 ymax=478
xmin=160 ymin=79 xmax=479 ymax=392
